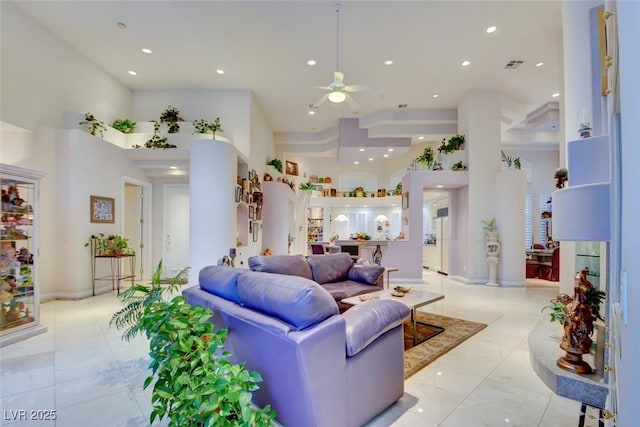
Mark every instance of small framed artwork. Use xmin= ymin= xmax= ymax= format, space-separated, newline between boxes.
xmin=309 ymin=175 xmax=319 ymax=184
xmin=252 ymin=222 xmax=259 ymax=242
xmin=256 ymin=205 xmax=262 ymax=220
xmin=90 ymin=195 xmax=115 ymax=223
xmin=235 ymin=186 xmax=242 ymax=203
xmin=402 ymin=192 xmax=409 ymax=210
xmin=249 ymin=205 xmax=255 ymax=220
xmin=285 ymin=160 xmax=299 ymax=176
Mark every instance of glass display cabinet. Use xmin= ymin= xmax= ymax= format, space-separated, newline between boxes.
xmin=1 ymin=164 xmax=47 ymax=347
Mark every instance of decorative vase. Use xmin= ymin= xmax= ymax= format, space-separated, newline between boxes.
xmin=372 ymin=245 xmax=383 ymax=266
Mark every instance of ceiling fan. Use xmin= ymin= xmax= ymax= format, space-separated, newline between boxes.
xmin=311 ymin=3 xmax=373 ymax=110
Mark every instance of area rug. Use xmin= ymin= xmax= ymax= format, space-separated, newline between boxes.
xmin=403 ymin=312 xmax=487 ymax=379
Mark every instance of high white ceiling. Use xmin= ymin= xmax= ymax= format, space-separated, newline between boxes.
xmin=14 ymin=0 xmax=562 ymax=154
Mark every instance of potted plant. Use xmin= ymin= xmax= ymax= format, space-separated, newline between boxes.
xmin=451 ymin=161 xmax=467 ymax=171
xmin=354 ymin=186 xmax=365 ymax=198
xmin=448 ymin=134 xmax=465 ymax=151
xmin=192 ymin=117 xmax=223 ymax=139
xmin=110 ymin=261 xmax=276 ymax=426
xmin=481 ymin=218 xmax=498 ymax=240
xmin=160 ymin=105 xmax=184 ymax=134
xmin=554 ymin=167 xmax=568 ymax=189
xmin=79 ymin=112 xmax=107 ymax=138
xmin=133 ymin=121 xmax=177 ymax=149
xmin=111 ymin=118 xmax=137 ymax=134
xmin=299 ymin=182 xmax=315 ymax=191
xmin=437 ymin=137 xmax=454 ymax=155
xmin=501 ymin=150 xmax=522 ymax=170
xmin=85 ymin=233 xmax=135 ymax=256
xmin=416 ymin=146 xmax=435 ymax=169
xmin=267 ymin=159 xmax=283 ymax=174
xmin=393 ymin=182 xmax=402 ymax=196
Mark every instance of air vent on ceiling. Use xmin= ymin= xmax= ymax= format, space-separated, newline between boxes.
xmin=505 ymin=60 xmax=524 ymax=69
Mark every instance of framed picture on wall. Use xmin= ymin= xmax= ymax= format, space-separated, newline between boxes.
xmin=402 ymin=192 xmax=409 ymax=210
xmin=249 ymin=205 xmax=255 ymax=220
xmin=256 ymin=205 xmax=262 ymax=220
xmin=90 ymin=195 xmax=115 ymax=223
xmin=285 ymin=160 xmax=299 ymax=176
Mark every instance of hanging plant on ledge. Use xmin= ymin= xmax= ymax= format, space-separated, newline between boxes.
xmin=299 ymin=182 xmax=315 ymax=191
xmin=192 ymin=117 xmax=223 ymax=139
xmin=79 ymin=112 xmax=107 ymax=138
xmin=111 ymin=118 xmax=137 ymax=134
xmin=132 ymin=121 xmax=177 ymax=149
xmin=160 ymin=105 xmax=184 ymax=133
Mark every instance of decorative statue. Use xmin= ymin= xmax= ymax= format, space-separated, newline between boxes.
xmin=372 ymin=244 xmax=383 ymax=266
xmin=556 ymin=271 xmax=598 ymax=374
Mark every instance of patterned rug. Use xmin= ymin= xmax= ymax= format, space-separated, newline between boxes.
xmin=403 ymin=312 xmax=487 ymax=379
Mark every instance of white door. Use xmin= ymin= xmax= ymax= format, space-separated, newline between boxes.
xmin=124 ymin=184 xmax=143 ymax=279
xmin=441 ymin=216 xmax=449 ymax=274
xmin=163 ymin=185 xmax=190 ymax=279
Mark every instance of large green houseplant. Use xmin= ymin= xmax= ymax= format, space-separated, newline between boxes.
xmin=110 ymin=261 xmax=275 ymax=426
xmin=416 ymin=146 xmax=435 ymax=169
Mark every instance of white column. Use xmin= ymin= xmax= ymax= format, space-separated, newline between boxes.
xmin=496 ymin=169 xmax=526 ymax=286
xmin=189 ymin=140 xmax=236 ymax=284
xmin=262 ymin=181 xmax=293 ymax=255
xmin=458 ymin=90 xmax=502 ymax=282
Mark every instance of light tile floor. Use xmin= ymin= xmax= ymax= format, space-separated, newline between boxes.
xmin=0 ymin=270 xmax=590 ymax=426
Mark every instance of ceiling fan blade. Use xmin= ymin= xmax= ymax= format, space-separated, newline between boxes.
xmin=312 ymin=93 xmax=330 ymax=108
xmin=333 ymin=71 xmax=344 ymax=85
xmin=345 ymin=93 xmax=359 ymax=111
xmin=311 ymin=86 xmax=332 ymax=90
xmin=344 ymin=84 xmax=375 ymax=93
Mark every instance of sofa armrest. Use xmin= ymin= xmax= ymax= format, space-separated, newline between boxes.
xmin=348 ymin=265 xmax=385 ymax=287
xmin=342 ymin=299 xmax=410 ymax=357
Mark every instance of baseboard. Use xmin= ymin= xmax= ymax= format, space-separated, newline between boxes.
xmin=43 ymin=284 xmax=114 ymax=301
xmin=499 ymin=280 xmax=526 ymax=287
xmin=448 ymin=275 xmax=487 ymax=285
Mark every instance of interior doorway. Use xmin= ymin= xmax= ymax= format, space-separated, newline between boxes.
xmin=123 ymin=178 xmax=152 ymax=281
xmin=162 ymin=184 xmax=190 ymax=279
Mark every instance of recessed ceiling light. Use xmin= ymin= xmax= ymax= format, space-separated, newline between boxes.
xmin=142 ymin=48 xmax=152 ymax=54
xmin=461 ymin=60 xmax=471 ymax=67
xmin=359 ymin=148 xmax=365 ymax=152
xmin=308 ymin=110 xmax=315 ymax=115
xmin=384 ymin=60 xmax=393 ymax=65
xmin=418 ymin=136 xmax=424 ymax=140
xmin=127 ymin=70 xmax=137 ymax=76
xmin=552 ymin=92 xmax=560 ymax=98
xmin=116 ymin=22 xmax=127 ymax=30
xmin=368 ymin=158 xmax=374 ymax=161
xmin=486 ymin=26 xmax=497 ymax=33
xmin=536 ymin=62 xmax=545 ymax=67
xmin=432 ymin=94 xmax=439 ymax=98
xmin=436 ymin=185 xmax=444 ymax=188
xmin=169 ymin=166 xmax=178 ymax=170
xmin=307 ymin=59 xmax=316 ymax=66
xmin=388 ymin=148 xmax=394 ymax=152
xmin=216 ymin=69 xmax=225 ymax=75
xmin=354 ymin=161 xmax=359 ymax=165
xmin=383 ymin=154 xmax=389 ymax=158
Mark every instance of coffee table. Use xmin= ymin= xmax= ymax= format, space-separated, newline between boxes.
xmin=341 ymin=288 xmax=445 ymax=345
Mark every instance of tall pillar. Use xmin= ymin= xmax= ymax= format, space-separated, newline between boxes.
xmin=559 ymin=0 xmax=602 ymax=293
xmin=189 ymin=140 xmax=236 ymax=284
xmin=496 ymin=169 xmax=526 ymax=286
xmin=458 ymin=90 xmax=502 ymax=283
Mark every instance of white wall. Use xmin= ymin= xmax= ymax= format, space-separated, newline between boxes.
xmin=0 ymin=2 xmax=131 ymax=131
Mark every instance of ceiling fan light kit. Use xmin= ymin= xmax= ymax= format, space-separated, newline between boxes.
xmin=311 ymin=3 xmax=372 ymax=110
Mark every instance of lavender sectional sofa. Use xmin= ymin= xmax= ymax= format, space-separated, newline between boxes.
xmin=248 ymin=253 xmax=384 ymax=310
xmin=182 ymin=265 xmax=409 ymax=427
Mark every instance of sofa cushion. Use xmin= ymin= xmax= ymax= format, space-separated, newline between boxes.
xmin=199 ymin=265 xmax=245 ymax=303
xmin=237 ymin=271 xmax=338 ymax=330
xmin=248 ymin=254 xmax=313 ymax=280
xmin=348 ymin=265 xmax=385 ymax=286
xmin=321 ymin=280 xmax=381 ymax=301
xmin=342 ymin=299 xmax=410 ymax=356
xmin=307 ymin=253 xmax=353 ymax=284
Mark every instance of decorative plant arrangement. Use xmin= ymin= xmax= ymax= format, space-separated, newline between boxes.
xmin=501 ymin=150 xmax=522 ymax=170
xmin=350 ymin=231 xmax=371 ymax=241
xmin=267 ymin=159 xmax=283 ymax=173
xmin=393 ymin=182 xmax=402 ymax=196
xmin=554 ymin=167 xmax=568 ymax=189
xmin=437 ymin=138 xmax=454 ymax=155
xmin=299 ymin=182 xmax=315 ymax=191
xmin=452 ymin=161 xmax=467 ymax=171
xmin=192 ymin=117 xmax=223 ymax=139
xmin=481 ymin=218 xmax=497 ymax=233
xmin=542 ymin=269 xmax=606 ymax=374
xmin=133 ymin=121 xmax=177 ymax=149
xmin=416 ymin=146 xmax=435 ymax=169
xmin=110 ymin=261 xmax=276 ymax=426
xmin=85 ymin=233 xmax=135 ymax=256
xmin=79 ymin=112 xmax=107 ymax=138
xmin=159 ymin=105 xmax=184 ymax=134
xmin=111 ymin=118 xmax=137 ymax=134
xmin=438 ymin=134 xmax=466 ymax=155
